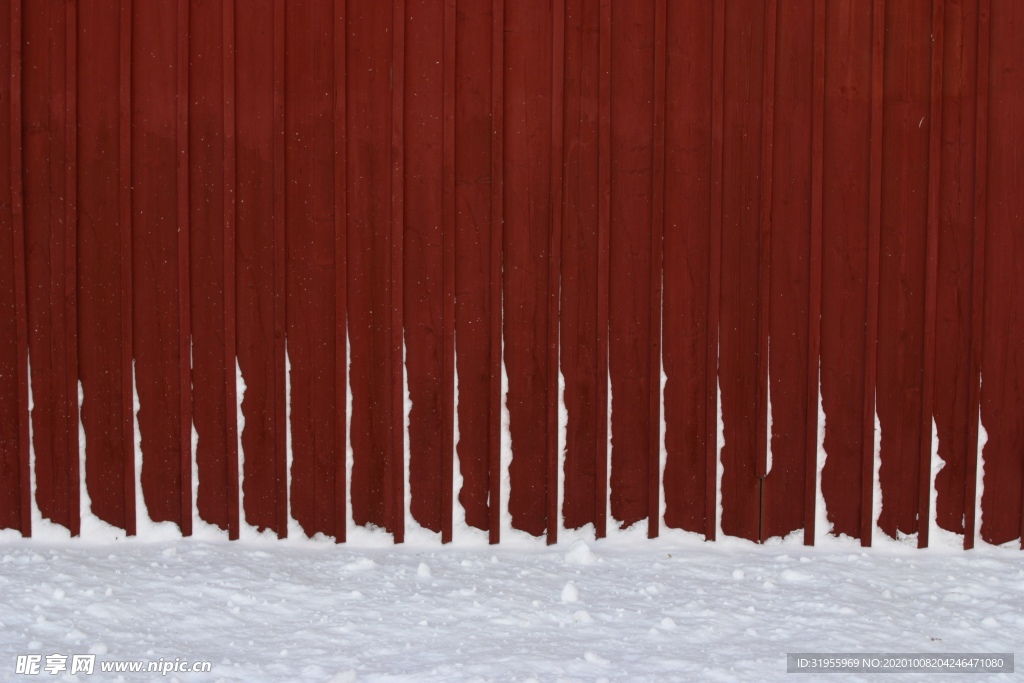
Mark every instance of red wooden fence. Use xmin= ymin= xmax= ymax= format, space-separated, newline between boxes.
xmin=1 ymin=0 xmax=1021 ymax=548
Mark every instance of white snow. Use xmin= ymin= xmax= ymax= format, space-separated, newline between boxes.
xmin=715 ymin=348 xmax=724 ymax=539
xmin=1 ymin=530 xmax=1021 ymax=681
xmin=814 ymin=363 xmax=830 ymax=542
xmin=285 ymin=342 xmax=301 ymax=539
xmin=975 ymin=402 xmax=988 ymax=546
xmin=872 ymin=397 xmax=882 ymax=545
xmin=659 ymin=366 xmax=667 ymax=528
xmin=557 ymin=367 xmax=567 ymax=535
xmin=765 ymin=341 xmax=772 ymax=476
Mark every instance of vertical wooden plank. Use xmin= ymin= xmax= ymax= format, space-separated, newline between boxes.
xmin=861 ymin=0 xmax=886 ymax=546
xmin=646 ymin=0 xmax=666 ymax=539
xmin=755 ymin=0 xmax=776 ymax=488
xmin=347 ymin=0 xmax=393 ymax=533
xmin=177 ymin=0 xmax=192 ymax=537
xmin=560 ymin=0 xmax=601 ymax=533
xmin=609 ymin=0 xmax=655 ymax=531
xmin=78 ymin=0 xmax=128 ymax=531
xmin=119 ymin=0 xmax=136 ymax=536
xmin=979 ymin=0 xmax=1024 ymax=546
xmin=10 ymin=0 xmax=30 ymax=535
xmin=705 ymin=0 xmax=725 ymax=542
xmin=820 ymin=0 xmax=873 ymax=543
xmin=285 ymin=0 xmax=339 ymax=539
xmin=65 ymin=0 xmax=79 ymax=537
xmin=876 ymin=0 xmax=932 ymax=540
xmin=453 ymin=0 xmax=494 ymax=535
xmin=235 ymin=0 xmax=280 ymax=536
xmin=547 ymin=0 xmax=565 ymax=544
xmin=334 ymin=0 xmax=347 ymax=543
xmin=223 ymin=0 xmax=239 ymax=540
xmin=503 ymin=0 xmax=552 ymax=537
xmin=403 ymin=0 xmax=445 ymax=536
xmin=23 ymin=0 xmax=79 ymax=535
xmin=440 ymin=0 xmax=456 ymax=544
xmin=718 ymin=0 xmax=765 ymax=542
xmin=662 ymin=0 xmax=714 ymax=536
xmin=403 ymin=0 xmax=443 ymax=535
xmin=761 ymin=0 xmax=816 ymax=542
xmin=0 ymin=0 xmax=16 ymax=533
xmin=934 ymin=0 xmax=979 ymax=539
xmin=489 ymin=0 xmax=503 ymax=543
xmin=595 ymin=0 xmax=610 ymax=539
xmin=190 ymin=0 xmax=229 ymax=533
xmin=285 ymin=0 xmax=314 ymax=536
xmin=804 ymin=0 xmax=826 ymax=544
xmin=131 ymin=0 xmax=184 ymax=530
xmin=19 ymin=0 xmax=49 ymax=529
xmin=963 ymin=0 xmax=989 ymax=550
xmin=391 ymin=0 xmax=405 ymax=544
xmin=273 ymin=0 xmax=288 ymax=536
xmin=917 ymin=0 xmax=944 ymax=549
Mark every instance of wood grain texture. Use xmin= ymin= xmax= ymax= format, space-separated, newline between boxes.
xmin=453 ymin=0 xmax=494 ymax=535
xmin=594 ymin=0 xmax=611 ymax=540
xmin=77 ymin=0 xmax=130 ymax=531
xmin=761 ymin=0 xmax=813 ymax=542
xmin=118 ymin=0 xmax=135 ymax=537
xmin=189 ymin=0 xmax=230 ymax=533
xmin=0 ymin=0 xmax=17 ymax=533
xmin=285 ymin=0 xmax=339 ymax=539
xmin=979 ymin=0 xmax=1024 ymax=546
xmin=718 ymin=0 xmax=765 ymax=542
xmin=333 ymin=0 xmax=347 ymax=543
xmin=876 ymin=0 xmax=931 ymax=540
xmin=705 ymin=0 xmax=726 ymax=542
xmin=647 ymin=0 xmax=666 ymax=539
xmin=821 ymin=0 xmax=873 ymax=543
xmin=22 ymin=0 xmax=78 ymax=534
xmin=917 ymin=0 xmax=944 ymax=549
xmin=488 ymin=0 xmax=503 ymax=544
xmin=347 ymin=0 xmax=394 ymax=533
xmin=963 ymin=0 xmax=990 ymax=550
xmin=803 ymin=0 xmax=825 ymax=545
xmin=390 ymin=0 xmax=406 ymax=543
xmin=131 ymin=0 xmax=184 ymax=530
xmin=440 ymin=0 xmax=455 ymax=544
xmin=608 ymin=0 xmax=655 ymax=531
xmin=236 ymin=0 xmax=281 ymax=535
xmin=547 ymin=0 xmax=565 ymax=545
xmin=503 ymin=0 xmax=552 ymax=537
xmin=561 ymin=0 xmax=601 ymax=533
xmin=861 ymin=0 xmax=886 ymax=546
xmin=934 ymin=0 xmax=979 ymax=540
xmin=4 ymin=0 xmax=30 ymax=535
xmin=176 ymin=0 xmax=191 ymax=538
xmin=663 ymin=0 xmax=713 ymax=537
xmin=403 ymin=0 xmax=445 ymax=536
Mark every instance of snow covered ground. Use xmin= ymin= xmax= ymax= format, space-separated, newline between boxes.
xmin=1 ymin=525 xmax=1021 ymax=682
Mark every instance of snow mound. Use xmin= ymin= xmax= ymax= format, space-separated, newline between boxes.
xmin=564 ymin=539 xmax=598 ymax=565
